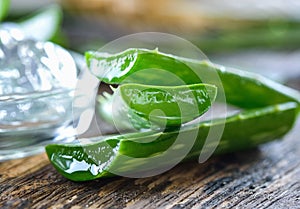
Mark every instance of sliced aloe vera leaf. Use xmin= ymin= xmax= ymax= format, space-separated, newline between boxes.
xmin=86 ymin=48 xmax=300 ymax=108
xmin=0 ymin=0 xmax=9 ymax=21
xmin=86 ymin=48 xmax=201 ymax=86
xmin=18 ymin=4 xmax=62 ymax=41
xmin=46 ymin=102 xmax=298 ymax=181
xmin=114 ymin=83 xmax=217 ymax=127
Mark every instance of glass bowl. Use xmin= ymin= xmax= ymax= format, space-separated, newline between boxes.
xmin=0 ymin=26 xmax=78 ymax=161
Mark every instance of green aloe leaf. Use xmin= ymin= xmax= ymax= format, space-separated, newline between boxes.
xmin=118 ymin=83 xmax=217 ymax=127
xmin=86 ymin=48 xmax=300 ymax=108
xmin=46 ymin=102 xmax=298 ymax=181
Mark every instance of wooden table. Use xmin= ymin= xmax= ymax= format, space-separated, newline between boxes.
xmin=1 ymin=52 xmax=300 ymax=208
xmin=0 ymin=120 xmax=299 ymax=208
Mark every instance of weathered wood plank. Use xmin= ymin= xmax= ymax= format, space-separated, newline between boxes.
xmin=0 ymin=118 xmax=299 ymax=209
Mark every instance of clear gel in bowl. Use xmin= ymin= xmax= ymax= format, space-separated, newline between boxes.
xmin=0 ymin=25 xmax=78 ymax=161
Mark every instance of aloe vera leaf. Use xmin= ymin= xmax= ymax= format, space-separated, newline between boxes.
xmin=86 ymin=48 xmax=300 ymax=108
xmin=110 ymin=83 xmax=217 ymax=128
xmin=46 ymin=102 xmax=298 ymax=181
xmin=97 ymin=83 xmax=217 ymax=130
xmin=192 ymin=21 xmax=300 ymax=53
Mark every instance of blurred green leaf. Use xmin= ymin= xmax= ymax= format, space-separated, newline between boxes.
xmin=190 ymin=20 xmax=300 ymax=53
xmin=18 ymin=4 xmax=62 ymax=41
xmin=0 ymin=0 xmax=10 ymax=21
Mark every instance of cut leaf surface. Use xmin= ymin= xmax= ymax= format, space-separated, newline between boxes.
xmin=118 ymin=83 xmax=217 ymax=126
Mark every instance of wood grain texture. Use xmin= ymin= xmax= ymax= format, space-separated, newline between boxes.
xmin=0 ymin=118 xmax=299 ymax=209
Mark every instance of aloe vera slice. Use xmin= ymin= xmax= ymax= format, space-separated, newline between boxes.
xmin=86 ymin=48 xmax=300 ymax=108
xmin=110 ymin=83 xmax=217 ymax=128
xmin=46 ymin=102 xmax=298 ymax=181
